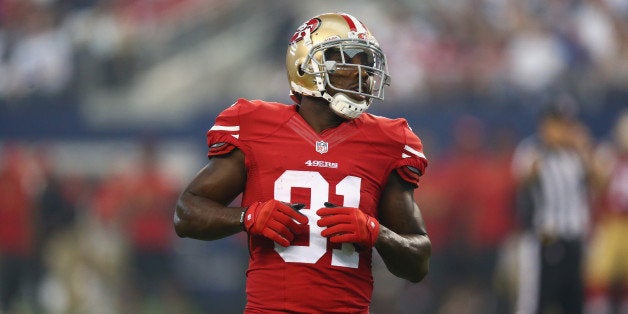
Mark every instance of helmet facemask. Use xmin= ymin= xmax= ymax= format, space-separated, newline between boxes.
xmin=304 ymin=39 xmax=389 ymax=101
xmin=302 ymin=39 xmax=390 ymax=119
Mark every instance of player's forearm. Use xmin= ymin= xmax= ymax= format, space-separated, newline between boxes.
xmin=375 ymin=225 xmax=431 ymax=283
xmin=174 ymin=190 xmax=244 ymax=240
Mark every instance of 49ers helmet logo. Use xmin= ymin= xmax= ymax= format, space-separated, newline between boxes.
xmin=289 ymin=18 xmax=321 ymax=45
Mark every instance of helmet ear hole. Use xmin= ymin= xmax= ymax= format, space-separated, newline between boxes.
xmin=297 ymin=63 xmax=305 ymax=76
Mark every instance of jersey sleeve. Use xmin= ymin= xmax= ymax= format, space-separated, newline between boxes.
xmin=206 ymin=99 xmax=245 ymax=158
xmin=392 ymin=121 xmax=428 ymax=187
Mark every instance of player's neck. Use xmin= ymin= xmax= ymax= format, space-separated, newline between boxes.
xmin=298 ymin=97 xmax=346 ymax=133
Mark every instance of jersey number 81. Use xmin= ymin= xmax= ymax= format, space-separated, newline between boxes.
xmin=274 ymin=170 xmax=362 ymax=269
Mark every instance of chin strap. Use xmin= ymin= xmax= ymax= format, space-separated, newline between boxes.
xmin=328 ymin=93 xmax=369 ymax=119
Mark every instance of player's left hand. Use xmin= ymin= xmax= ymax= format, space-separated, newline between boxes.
xmin=316 ymin=202 xmax=380 ymax=249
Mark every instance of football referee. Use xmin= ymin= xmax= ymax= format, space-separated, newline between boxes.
xmin=511 ymin=94 xmax=602 ymax=314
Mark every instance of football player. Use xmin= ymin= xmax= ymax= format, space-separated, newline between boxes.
xmin=174 ymin=12 xmax=431 ymax=313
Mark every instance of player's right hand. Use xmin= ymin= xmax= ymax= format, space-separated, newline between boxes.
xmin=243 ymin=200 xmax=309 ymax=247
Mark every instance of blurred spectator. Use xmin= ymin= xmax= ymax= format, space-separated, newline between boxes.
xmin=0 ymin=144 xmax=37 ymax=313
xmin=34 ymin=147 xmax=76 ymax=247
xmin=574 ymin=0 xmax=619 ymax=72
xmin=123 ymin=141 xmax=178 ymax=303
xmin=585 ymin=110 xmax=628 ymax=314
xmin=375 ymin=10 xmax=430 ymax=100
xmin=31 ymin=148 xmax=77 ymax=313
xmin=511 ymin=94 xmax=602 ymax=314
xmin=505 ymin=15 xmax=566 ymax=93
xmin=0 ymin=3 xmax=73 ymax=106
xmin=67 ymin=0 xmax=136 ymax=91
xmin=90 ymin=140 xmax=179 ymax=311
xmin=419 ymin=115 xmax=515 ymax=313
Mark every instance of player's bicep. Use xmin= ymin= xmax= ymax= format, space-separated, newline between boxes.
xmin=378 ymin=170 xmax=427 ymax=235
xmin=185 ymin=148 xmax=246 ymax=206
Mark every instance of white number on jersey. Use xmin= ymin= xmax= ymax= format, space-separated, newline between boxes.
xmin=273 ymin=170 xmax=362 ymax=268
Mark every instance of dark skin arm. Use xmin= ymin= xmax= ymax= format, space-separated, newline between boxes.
xmin=375 ymin=171 xmax=431 ymax=283
xmin=174 ymin=149 xmax=247 ymax=240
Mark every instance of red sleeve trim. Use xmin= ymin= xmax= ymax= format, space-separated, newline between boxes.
xmin=206 ymin=131 xmax=241 ymax=158
xmin=208 ymin=142 xmax=237 ymax=156
xmin=393 ymin=157 xmax=428 ymax=187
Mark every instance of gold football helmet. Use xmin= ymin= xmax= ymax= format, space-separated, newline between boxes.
xmin=286 ymin=12 xmax=390 ymax=119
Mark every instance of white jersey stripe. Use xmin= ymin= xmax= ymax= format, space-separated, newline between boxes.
xmin=404 ymin=145 xmax=426 ymax=159
xmin=210 ymin=125 xmax=240 ymax=132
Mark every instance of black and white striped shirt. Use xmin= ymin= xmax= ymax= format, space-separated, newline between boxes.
xmin=512 ymin=137 xmax=590 ymax=238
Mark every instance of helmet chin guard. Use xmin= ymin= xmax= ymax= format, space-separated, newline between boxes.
xmin=328 ymin=92 xmax=369 ymax=119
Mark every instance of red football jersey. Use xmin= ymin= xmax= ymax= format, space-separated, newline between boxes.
xmin=206 ymin=99 xmax=427 ymax=313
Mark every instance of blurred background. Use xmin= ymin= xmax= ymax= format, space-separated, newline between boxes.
xmin=0 ymin=0 xmax=626 ymax=313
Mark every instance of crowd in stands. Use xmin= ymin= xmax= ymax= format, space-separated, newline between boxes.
xmin=0 ymin=0 xmax=626 ymax=107
xmin=0 ymin=141 xmax=189 ymax=313
xmin=1 ymin=0 xmax=627 ymax=313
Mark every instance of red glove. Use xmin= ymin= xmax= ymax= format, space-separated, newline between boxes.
xmin=243 ymin=200 xmax=308 ymax=247
xmin=316 ymin=202 xmax=380 ymax=249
